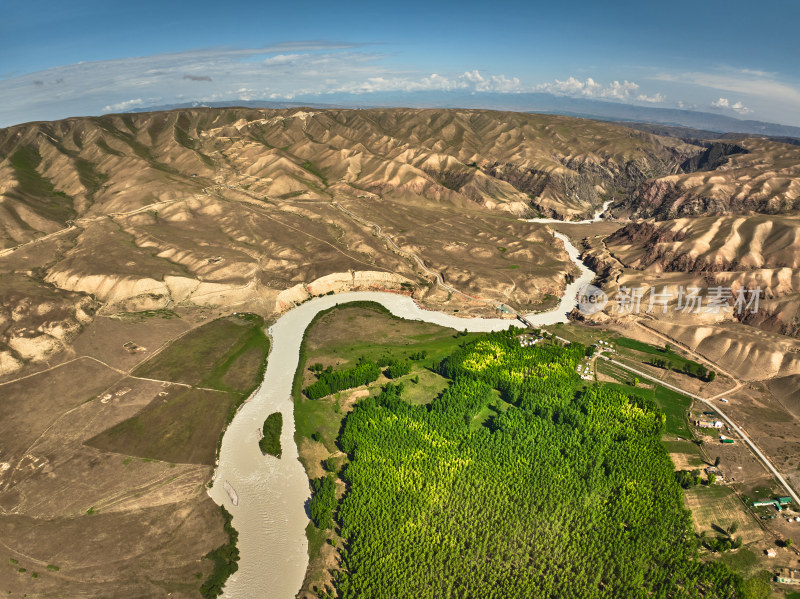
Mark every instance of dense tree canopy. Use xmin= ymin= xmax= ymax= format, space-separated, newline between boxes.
xmin=384 ymin=360 xmax=411 ymax=379
xmin=312 ymin=332 xmax=744 ymax=598
xmin=258 ymin=412 xmax=282 ymax=458
xmin=304 ymin=359 xmax=381 ymax=399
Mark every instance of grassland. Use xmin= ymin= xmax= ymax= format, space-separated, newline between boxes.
xmin=719 ymin=547 xmax=763 ymax=580
xmin=292 ymin=302 xmax=485 ymax=444
xmin=615 ymin=336 xmax=710 ymax=377
xmin=86 ymin=387 xmax=237 ymax=465
xmin=684 ymin=484 xmax=764 ymax=544
xmin=595 ymin=379 xmax=692 ymax=438
xmin=87 ymin=314 xmax=269 ymax=465
xmin=131 ymin=314 xmax=267 ymax=391
xmin=7 ymin=146 xmax=76 ymax=223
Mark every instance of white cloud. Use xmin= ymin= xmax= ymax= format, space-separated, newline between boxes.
xmin=636 ymin=92 xmax=665 ymax=103
xmin=604 ymin=80 xmax=640 ymax=99
xmin=475 ymin=74 xmax=522 ymax=93
xmin=731 ymin=101 xmax=752 ymax=115
xmin=327 ymin=70 xmax=522 ymax=95
xmin=1 ymin=43 xmax=793 ymax=128
xmin=235 ymin=87 xmax=259 ymax=101
xmin=654 ymin=69 xmax=800 ymax=104
xmin=262 ymin=54 xmax=304 ymax=65
xmin=461 ymin=70 xmax=484 ymax=84
xmin=711 ymin=97 xmax=753 ymax=115
xmin=102 ymin=98 xmax=144 ymax=112
xmin=534 ymin=77 xmax=652 ymax=102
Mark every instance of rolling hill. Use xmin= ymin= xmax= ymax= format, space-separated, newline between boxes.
xmin=2 ymin=106 xmax=800 ymax=378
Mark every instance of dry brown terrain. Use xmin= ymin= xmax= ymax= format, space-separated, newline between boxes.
xmin=3 ymin=106 xmax=800 ymax=597
xmin=628 ymin=138 xmax=800 ymax=219
xmin=2 ymin=107 xmax=694 ymax=377
xmin=4 ymin=107 xmax=798 ymax=380
xmin=0 ymin=311 xmax=231 ymax=598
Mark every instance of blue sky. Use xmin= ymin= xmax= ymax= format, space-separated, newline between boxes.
xmin=1 ymin=0 xmax=799 ymax=126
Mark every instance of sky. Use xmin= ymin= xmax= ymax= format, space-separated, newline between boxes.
xmin=1 ymin=0 xmax=799 ymax=127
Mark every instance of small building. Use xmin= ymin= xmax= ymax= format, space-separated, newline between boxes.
xmin=721 ymin=439 xmax=734 ymax=444
xmin=776 ymin=568 xmax=800 ymax=584
xmin=766 ymin=549 xmax=777 ymax=558
xmin=695 ymin=420 xmax=723 ymax=429
xmin=519 ymin=335 xmax=540 ymax=348
xmin=754 ymin=498 xmax=792 ymax=510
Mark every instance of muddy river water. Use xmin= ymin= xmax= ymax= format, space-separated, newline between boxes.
xmin=209 ymin=211 xmax=605 ymax=598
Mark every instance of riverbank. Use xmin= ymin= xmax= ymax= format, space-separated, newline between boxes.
xmin=206 ymin=292 xmax=515 ymax=598
xmin=208 ymin=228 xmax=599 ymax=598
xmin=291 ymin=303 xmax=497 ymax=595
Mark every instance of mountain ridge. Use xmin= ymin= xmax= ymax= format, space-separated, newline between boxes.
xmin=2 ymin=106 xmax=799 ymax=380
xmin=120 ymin=93 xmax=800 ymax=138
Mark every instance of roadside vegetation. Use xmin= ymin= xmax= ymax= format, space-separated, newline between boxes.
xmin=615 ymin=337 xmax=716 ymax=381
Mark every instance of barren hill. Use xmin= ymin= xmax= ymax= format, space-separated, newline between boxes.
xmin=3 ymin=106 xmax=800 ymax=597
xmin=588 ymin=213 xmax=800 ymax=338
xmin=2 ymin=107 xmax=800 ymax=376
xmin=0 ymin=107 xmax=696 ymax=244
xmin=0 ymin=107 xmax=703 ymax=376
xmin=627 ymin=138 xmax=800 ymax=219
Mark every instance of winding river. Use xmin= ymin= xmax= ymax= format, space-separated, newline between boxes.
xmin=208 ymin=204 xmax=608 ymax=598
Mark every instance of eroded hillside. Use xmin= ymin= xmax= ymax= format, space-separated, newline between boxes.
xmin=0 ymin=108 xmax=702 ymax=376
xmin=627 ymin=138 xmax=800 ymax=219
xmin=3 ymin=107 xmax=800 ymax=377
xmin=3 ymin=107 xmax=800 ymax=598
xmin=583 ymin=213 xmax=800 ymax=340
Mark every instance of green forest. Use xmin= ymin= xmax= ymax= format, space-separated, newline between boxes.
xmin=304 ymin=359 xmax=382 ymax=399
xmin=201 ymin=507 xmax=239 ymax=599
xmin=310 ymin=330 xmax=756 ymax=598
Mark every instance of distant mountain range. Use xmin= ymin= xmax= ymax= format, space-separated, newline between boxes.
xmin=610 ymin=121 xmax=800 ymax=146
xmin=131 ymin=91 xmax=800 ymax=138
